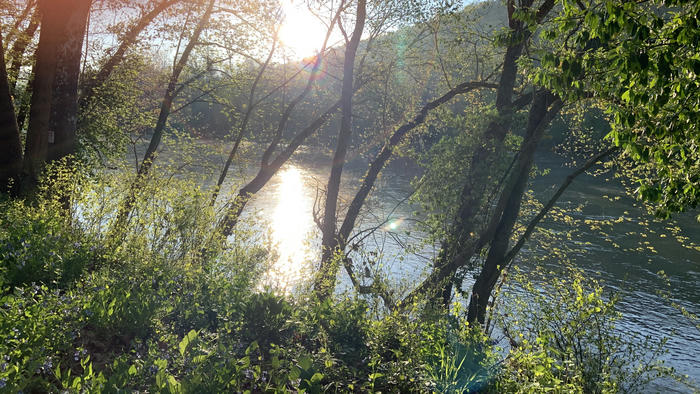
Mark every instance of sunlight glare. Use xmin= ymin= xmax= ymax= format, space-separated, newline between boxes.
xmin=263 ymin=165 xmax=314 ymax=292
xmin=278 ymin=0 xmax=329 ymax=58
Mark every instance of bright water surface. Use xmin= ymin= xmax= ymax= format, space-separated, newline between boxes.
xmin=216 ymin=153 xmax=698 ymax=392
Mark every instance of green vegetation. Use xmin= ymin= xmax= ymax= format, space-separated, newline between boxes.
xmin=0 ymin=168 xmax=686 ymax=393
xmin=1 ymin=0 xmax=698 ymax=392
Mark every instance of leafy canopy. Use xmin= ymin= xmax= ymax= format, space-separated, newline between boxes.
xmin=536 ymin=0 xmax=700 ymax=216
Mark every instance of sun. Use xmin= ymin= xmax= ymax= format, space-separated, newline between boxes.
xmin=278 ymin=1 xmax=333 ymax=58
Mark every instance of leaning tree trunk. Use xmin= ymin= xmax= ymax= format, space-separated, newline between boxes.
xmin=215 ymin=4 xmax=343 ymax=230
xmin=110 ymin=0 xmax=215 ymax=236
xmin=466 ymin=90 xmax=561 ymax=324
xmin=8 ymin=7 xmax=40 ymax=94
xmin=218 ymin=99 xmax=342 ymax=235
xmin=316 ymin=0 xmax=367 ymax=300
xmin=433 ymin=0 xmax=556 ymax=306
xmin=0 ymin=31 xmax=23 ymax=193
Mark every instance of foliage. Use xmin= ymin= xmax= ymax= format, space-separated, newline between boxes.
xmin=537 ymin=0 xmax=700 ymax=217
xmin=492 ymin=264 xmax=681 ymax=393
xmin=410 ymin=105 xmax=524 ymax=243
xmin=0 ymin=163 xmax=685 ymax=392
xmin=1 ymin=0 xmax=697 ymax=391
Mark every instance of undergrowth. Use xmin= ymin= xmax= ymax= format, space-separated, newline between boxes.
xmin=0 ymin=164 xmax=685 ymax=393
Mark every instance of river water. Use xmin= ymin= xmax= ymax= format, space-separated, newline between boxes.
xmin=207 ymin=148 xmax=699 ymax=391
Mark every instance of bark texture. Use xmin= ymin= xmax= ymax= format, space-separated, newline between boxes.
xmin=46 ymin=0 xmax=92 ymax=162
xmin=22 ymin=0 xmax=65 ymax=193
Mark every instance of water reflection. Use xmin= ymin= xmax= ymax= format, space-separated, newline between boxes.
xmin=262 ymin=166 xmax=315 ymax=292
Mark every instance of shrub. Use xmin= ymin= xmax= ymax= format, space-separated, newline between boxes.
xmin=491 ymin=265 xmax=676 ymax=393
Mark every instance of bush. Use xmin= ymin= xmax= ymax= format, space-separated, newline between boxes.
xmin=0 ymin=197 xmax=93 ymax=290
xmin=490 ymin=265 xmax=677 ymax=393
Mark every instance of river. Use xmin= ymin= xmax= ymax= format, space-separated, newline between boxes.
xmin=218 ymin=151 xmax=698 ymax=391
xmin=161 ymin=139 xmax=698 ymax=391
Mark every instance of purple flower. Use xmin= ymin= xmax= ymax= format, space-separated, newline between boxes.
xmin=244 ymin=368 xmax=254 ymax=380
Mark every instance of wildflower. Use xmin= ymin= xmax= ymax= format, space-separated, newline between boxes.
xmin=0 ymin=377 xmax=7 ymax=388
xmin=244 ymin=369 xmax=254 ymax=379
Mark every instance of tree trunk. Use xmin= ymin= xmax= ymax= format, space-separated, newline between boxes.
xmin=336 ymin=81 xmax=499 ymax=248
xmin=16 ymin=72 xmax=33 ymax=130
xmin=47 ymin=0 xmax=92 ymax=163
xmin=316 ymin=0 xmax=367 ymax=299
xmin=215 ymin=3 xmax=344 ymax=228
xmin=8 ymin=7 xmax=40 ymax=93
xmin=211 ymin=38 xmax=278 ymax=206
xmin=21 ymin=0 xmax=65 ymax=194
xmin=466 ymin=91 xmax=562 ymax=324
xmin=431 ymin=37 xmax=525 ymax=306
xmin=432 ymin=0 xmax=556 ymax=306
xmin=218 ymin=99 xmax=341 ymax=236
xmin=0 ymin=31 xmax=23 ymax=193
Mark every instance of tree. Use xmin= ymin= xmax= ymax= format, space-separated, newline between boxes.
xmin=0 ymin=31 xmax=23 ymax=193
xmin=316 ymin=0 xmax=368 ymax=298
xmin=536 ymin=0 xmax=700 ymax=216
xmin=370 ymin=0 xmax=562 ymax=321
xmin=110 ymin=0 xmax=216 ymax=234
xmin=21 ymin=0 xmax=90 ymax=193
xmin=214 ymin=0 xmax=423 ymax=238
xmin=0 ymin=0 xmax=188 ymax=195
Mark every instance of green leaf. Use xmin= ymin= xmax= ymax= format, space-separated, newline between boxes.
xmin=298 ymin=355 xmax=312 ymax=371
xmin=167 ymin=375 xmax=181 ymax=393
xmin=179 ymin=329 xmax=198 ymax=357
xmin=621 ymin=89 xmax=631 ymax=103
xmin=369 ymin=372 xmax=384 ymax=380
xmin=310 ymin=372 xmax=324 ymax=383
xmin=192 ymin=354 xmax=208 ymax=364
xmin=245 ymin=341 xmax=258 ymax=355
